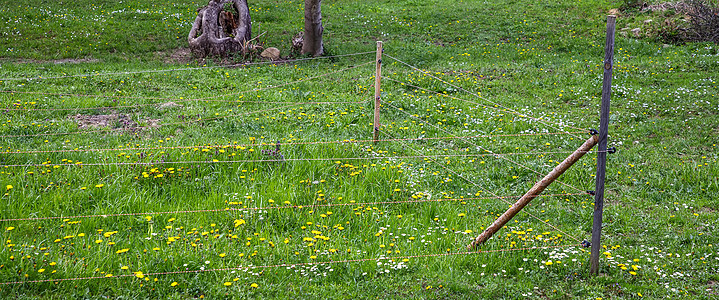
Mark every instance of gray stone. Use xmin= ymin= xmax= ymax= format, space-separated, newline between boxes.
xmin=261 ymin=47 xmax=281 ymax=60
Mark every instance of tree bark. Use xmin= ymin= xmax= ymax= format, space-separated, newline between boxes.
xmin=188 ymin=0 xmax=251 ymax=58
xmin=302 ymin=0 xmax=324 ymax=56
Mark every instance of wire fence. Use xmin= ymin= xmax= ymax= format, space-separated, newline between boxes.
xmin=381 ymin=130 xmax=585 ymax=243
xmin=0 ymin=193 xmax=588 ymax=223
xmin=384 ymin=101 xmax=588 ymax=194
xmin=0 ymin=103 xmax=301 ymax=138
xmin=0 ymin=51 xmax=376 ymax=82
xmin=1 ymin=131 xmax=586 ymax=155
xmin=0 ymin=49 xmax=600 ymax=287
xmin=383 ymin=54 xmax=587 ymax=136
xmin=0 ymin=244 xmax=574 ymax=286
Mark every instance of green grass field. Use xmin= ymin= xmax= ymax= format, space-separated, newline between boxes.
xmin=1 ymin=0 xmax=717 ymax=298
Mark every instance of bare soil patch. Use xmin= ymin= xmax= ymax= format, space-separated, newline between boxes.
xmin=71 ymin=113 xmax=161 ymax=132
xmin=7 ymin=58 xmax=99 ymax=65
xmin=71 ymin=113 xmax=136 ymax=129
xmin=156 ymin=48 xmax=194 ymax=64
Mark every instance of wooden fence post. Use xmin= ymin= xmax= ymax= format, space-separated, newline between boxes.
xmin=467 ymin=134 xmax=598 ymax=249
xmin=590 ymin=15 xmax=616 ymax=276
xmin=373 ymin=41 xmax=383 ymax=143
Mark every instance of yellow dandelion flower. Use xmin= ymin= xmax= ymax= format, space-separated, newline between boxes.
xmin=250 ymin=283 xmax=259 ymax=288
xmin=5 ymin=185 xmax=12 ymax=191
xmin=5 ymin=227 xmax=14 ymax=231
xmin=223 ymin=282 xmax=232 ymax=287
xmin=219 ymin=253 xmax=226 ymax=258
xmin=171 ymin=282 xmax=179 ymax=287
xmin=95 ymin=184 xmax=104 ymax=188
xmin=38 ymin=269 xmax=45 ymax=273
xmin=116 ymin=248 xmax=129 ymax=254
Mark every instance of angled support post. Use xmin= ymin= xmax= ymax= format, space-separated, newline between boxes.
xmin=467 ymin=133 xmax=599 ymax=249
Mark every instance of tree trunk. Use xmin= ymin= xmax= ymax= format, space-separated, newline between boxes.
xmin=302 ymin=0 xmax=324 ymax=56
xmin=188 ymin=0 xmax=251 ymax=58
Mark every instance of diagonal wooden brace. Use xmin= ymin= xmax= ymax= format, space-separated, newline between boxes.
xmin=467 ymin=134 xmax=599 ymax=250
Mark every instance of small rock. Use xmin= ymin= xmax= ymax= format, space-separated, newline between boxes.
xmin=643 ymin=19 xmax=653 ymax=24
xmin=663 ymin=44 xmax=672 ymax=48
xmin=261 ymin=47 xmax=281 ymax=60
xmin=631 ymin=28 xmax=641 ymax=37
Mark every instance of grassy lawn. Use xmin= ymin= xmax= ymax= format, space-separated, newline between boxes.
xmin=1 ymin=0 xmax=717 ymax=298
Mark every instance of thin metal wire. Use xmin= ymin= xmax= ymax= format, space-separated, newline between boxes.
xmin=0 ymin=51 xmax=375 ymax=82
xmin=0 ymin=103 xmax=300 ymax=138
xmin=383 ymin=54 xmax=587 ymax=135
xmin=0 ymin=151 xmax=600 ymax=168
xmin=1 ymin=131 xmax=586 ymax=155
xmin=1 ymin=61 xmax=372 ymax=112
xmin=385 ymin=102 xmax=588 ymax=194
xmin=0 ymin=244 xmax=575 ymax=286
xmin=2 ymin=96 xmax=361 ymax=112
xmin=382 ymin=130 xmax=584 ymax=243
xmin=383 ymin=75 xmax=586 ymax=139
xmin=0 ymin=193 xmax=588 ymax=222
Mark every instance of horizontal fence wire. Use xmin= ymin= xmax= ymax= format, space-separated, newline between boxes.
xmin=0 ymin=51 xmax=376 ymax=82
xmin=1 ymin=61 xmax=373 ymax=112
xmin=382 ymin=76 xmax=585 ymax=140
xmin=2 ymin=94 xmax=362 ymax=112
xmin=0 ymin=103 xmax=301 ymax=138
xmin=381 ymin=130 xmax=584 ymax=243
xmin=0 ymin=193 xmax=589 ymax=223
xmin=1 ymin=131 xmax=586 ymax=155
xmin=0 ymin=61 xmax=374 ymax=138
xmin=0 ymin=151 xmax=607 ymax=168
xmin=0 ymin=244 xmax=575 ymax=286
xmin=384 ymin=102 xmax=589 ymax=195
xmin=383 ymin=54 xmax=587 ymax=136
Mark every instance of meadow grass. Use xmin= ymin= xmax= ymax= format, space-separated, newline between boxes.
xmin=0 ymin=0 xmax=717 ymax=298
